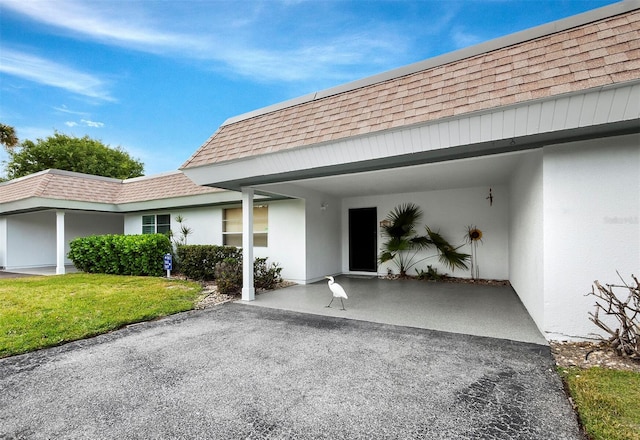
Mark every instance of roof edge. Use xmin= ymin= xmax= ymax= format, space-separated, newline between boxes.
xmin=122 ymin=170 xmax=183 ymax=183
xmin=221 ymin=0 xmax=639 ymax=127
xmin=0 ymin=168 xmax=123 ymax=186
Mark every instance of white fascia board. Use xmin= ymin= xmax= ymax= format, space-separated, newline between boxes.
xmin=0 ymin=191 xmax=271 ymax=216
xmin=0 ymin=198 xmax=117 ymax=215
xmin=183 ymin=81 xmax=640 ymax=190
xmin=115 ymin=191 xmax=271 ymax=213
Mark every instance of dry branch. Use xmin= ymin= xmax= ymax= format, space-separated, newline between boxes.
xmin=587 ymin=273 xmax=639 ymax=359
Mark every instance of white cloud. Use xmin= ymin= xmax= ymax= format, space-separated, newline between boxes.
xmin=54 ymin=105 xmax=89 ymax=116
xmin=63 ymin=119 xmax=105 ymax=128
xmin=0 ymin=0 xmax=208 ymax=54
xmin=81 ymin=119 xmax=104 ymax=128
xmin=0 ymin=0 xmax=412 ymax=84
xmin=0 ymin=48 xmax=114 ymax=101
xmin=451 ymin=27 xmax=483 ymax=49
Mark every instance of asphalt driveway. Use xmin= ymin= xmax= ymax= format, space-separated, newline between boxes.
xmin=0 ymin=303 xmax=583 ymax=439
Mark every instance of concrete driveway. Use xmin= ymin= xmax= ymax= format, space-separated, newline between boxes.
xmin=0 ymin=304 xmax=583 ymax=439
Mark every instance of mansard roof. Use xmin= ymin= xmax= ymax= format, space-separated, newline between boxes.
xmin=182 ymin=3 xmax=640 ymax=171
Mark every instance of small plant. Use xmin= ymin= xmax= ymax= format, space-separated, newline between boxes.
xmin=171 ymin=215 xmax=193 ymax=246
xmin=379 ymin=203 xmax=469 ymax=277
xmin=214 ymin=258 xmax=242 ymax=295
xmin=416 ymin=265 xmax=445 ymax=281
xmin=213 ymin=257 xmax=282 ymax=295
xmin=254 ymin=257 xmax=283 ymax=290
xmin=587 ymin=272 xmax=639 ymax=359
xmin=464 ymin=225 xmax=483 ymax=279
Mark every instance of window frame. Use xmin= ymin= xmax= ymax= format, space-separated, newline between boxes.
xmin=142 ymin=214 xmax=171 ymax=235
xmin=222 ymin=206 xmax=268 ymax=247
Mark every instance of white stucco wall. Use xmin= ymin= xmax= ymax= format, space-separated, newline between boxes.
xmin=304 ymin=193 xmax=341 ymax=283
xmin=124 ymin=207 xmax=222 ymax=245
xmin=5 ymin=211 xmax=56 ymax=268
xmin=543 ymin=134 xmax=640 ymax=340
xmin=0 ymin=217 xmax=7 ymax=268
xmin=342 ymin=185 xmax=509 ymax=280
xmin=64 ymin=212 xmax=123 ymax=264
xmin=124 ymin=200 xmax=309 ymax=283
xmin=261 ymin=199 xmax=307 ymax=283
xmin=3 ymin=210 xmax=124 ymax=269
xmin=508 ymin=150 xmax=544 ymax=333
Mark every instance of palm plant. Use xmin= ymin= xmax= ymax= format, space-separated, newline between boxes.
xmin=379 ymin=203 xmax=470 ymax=277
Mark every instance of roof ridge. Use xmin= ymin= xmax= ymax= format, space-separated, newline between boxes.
xmin=33 ymin=173 xmax=54 ymax=198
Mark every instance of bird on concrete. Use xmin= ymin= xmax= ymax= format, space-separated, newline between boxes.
xmin=325 ymin=276 xmax=348 ymax=310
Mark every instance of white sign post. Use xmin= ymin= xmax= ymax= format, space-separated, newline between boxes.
xmin=163 ymin=253 xmax=172 ymax=278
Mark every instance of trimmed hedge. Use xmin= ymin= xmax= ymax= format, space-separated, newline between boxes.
xmin=176 ymin=245 xmax=242 ymax=281
xmin=68 ymin=234 xmax=172 ymax=277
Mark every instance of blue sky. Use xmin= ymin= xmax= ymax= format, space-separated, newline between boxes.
xmin=0 ymin=0 xmax=618 ymax=177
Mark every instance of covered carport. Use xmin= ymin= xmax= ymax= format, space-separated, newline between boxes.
xmin=243 ymin=275 xmax=547 ymax=345
xmin=182 ymin=2 xmax=640 ymax=341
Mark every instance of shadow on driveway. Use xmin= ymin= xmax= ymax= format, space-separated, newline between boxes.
xmin=0 ymin=303 xmax=583 ymax=439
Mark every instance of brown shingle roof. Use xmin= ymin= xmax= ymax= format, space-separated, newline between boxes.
xmin=117 ymin=171 xmax=221 ymax=204
xmin=0 ymin=169 xmax=222 ymax=207
xmin=182 ymin=8 xmax=640 ymax=169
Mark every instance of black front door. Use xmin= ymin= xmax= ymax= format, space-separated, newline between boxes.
xmin=349 ymin=207 xmax=377 ymax=272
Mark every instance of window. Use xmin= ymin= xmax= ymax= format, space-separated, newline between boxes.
xmin=223 ymin=206 xmax=268 ymax=247
xmin=142 ymin=214 xmax=171 ymax=235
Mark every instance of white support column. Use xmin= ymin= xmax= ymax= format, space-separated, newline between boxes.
xmin=241 ymin=188 xmax=255 ymax=301
xmin=56 ymin=210 xmax=66 ymax=275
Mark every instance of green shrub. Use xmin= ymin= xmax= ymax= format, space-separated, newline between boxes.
xmin=68 ymin=234 xmax=172 ymax=277
xmin=176 ymin=245 xmax=242 ymax=281
xmin=214 ymin=257 xmax=242 ymax=295
xmin=175 ymin=245 xmax=283 ymax=293
xmin=254 ymin=257 xmax=283 ymax=290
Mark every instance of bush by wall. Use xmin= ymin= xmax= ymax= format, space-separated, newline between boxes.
xmin=177 ymin=245 xmax=283 ymax=294
xmin=176 ymin=245 xmax=242 ymax=281
xmin=68 ymin=234 xmax=172 ymax=277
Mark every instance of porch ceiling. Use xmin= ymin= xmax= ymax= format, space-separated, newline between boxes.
xmin=255 ymin=150 xmax=527 ymax=198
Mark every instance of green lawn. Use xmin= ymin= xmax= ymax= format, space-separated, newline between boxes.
xmin=0 ymin=273 xmax=202 ymax=358
xmin=560 ymin=367 xmax=640 ymax=440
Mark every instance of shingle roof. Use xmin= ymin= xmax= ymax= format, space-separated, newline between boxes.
xmin=117 ymin=171 xmax=222 ymax=204
xmin=0 ymin=169 xmax=222 ymax=207
xmin=182 ymin=7 xmax=640 ymax=170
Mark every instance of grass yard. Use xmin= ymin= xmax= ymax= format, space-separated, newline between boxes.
xmin=559 ymin=367 xmax=640 ymax=440
xmin=0 ymin=273 xmax=202 ymax=358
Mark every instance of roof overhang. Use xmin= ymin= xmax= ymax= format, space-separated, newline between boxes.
xmin=182 ymin=81 xmax=640 ymax=192
xmin=0 ymin=191 xmax=277 ymax=216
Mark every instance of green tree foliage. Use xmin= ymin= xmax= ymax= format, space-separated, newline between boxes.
xmin=0 ymin=123 xmax=19 ymax=149
xmin=4 ymin=132 xmax=144 ymax=180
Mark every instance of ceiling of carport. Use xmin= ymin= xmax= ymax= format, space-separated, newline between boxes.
xmin=256 ymin=150 xmax=530 ymax=199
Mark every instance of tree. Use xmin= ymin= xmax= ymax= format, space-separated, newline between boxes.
xmin=0 ymin=123 xmax=19 ymax=149
xmin=4 ymin=132 xmax=144 ymax=180
xmin=379 ymin=203 xmax=470 ymax=277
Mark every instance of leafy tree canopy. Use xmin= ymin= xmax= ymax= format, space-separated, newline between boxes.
xmin=4 ymin=132 xmax=144 ymax=180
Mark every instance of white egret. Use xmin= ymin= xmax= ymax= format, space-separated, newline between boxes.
xmin=324 ymin=276 xmax=348 ymax=310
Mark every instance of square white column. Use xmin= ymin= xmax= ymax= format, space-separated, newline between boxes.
xmin=56 ymin=210 xmax=66 ymax=275
xmin=241 ymin=188 xmax=255 ymax=301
